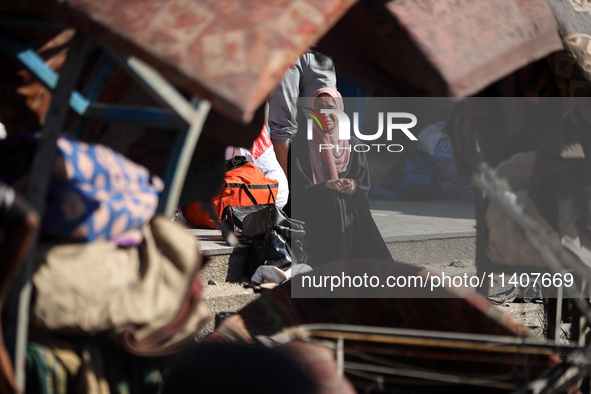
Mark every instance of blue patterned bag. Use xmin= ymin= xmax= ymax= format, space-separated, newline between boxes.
xmin=43 ymin=138 xmax=164 ymax=242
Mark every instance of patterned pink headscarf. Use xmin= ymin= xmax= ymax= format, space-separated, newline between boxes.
xmin=308 ymin=88 xmax=350 ymax=184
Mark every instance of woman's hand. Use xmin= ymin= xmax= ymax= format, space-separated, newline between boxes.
xmin=325 ymin=179 xmax=344 ymax=192
xmin=325 ymin=179 xmax=356 ymax=194
xmin=341 ymin=179 xmax=357 ymax=195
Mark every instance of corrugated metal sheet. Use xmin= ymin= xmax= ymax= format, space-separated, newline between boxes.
xmin=0 ymin=0 xmax=566 ymax=122
xmin=1 ymin=0 xmax=359 ymax=122
xmin=319 ymin=0 xmax=563 ymax=97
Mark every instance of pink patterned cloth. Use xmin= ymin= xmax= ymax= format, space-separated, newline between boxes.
xmin=307 ymin=88 xmax=350 ymax=184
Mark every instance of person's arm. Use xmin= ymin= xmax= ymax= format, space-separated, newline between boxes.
xmin=0 ymin=183 xmax=40 ymax=394
xmin=269 ymin=60 xmax=303 ymax=177
xmin=272 ymin=142 xmax=290 ymax=176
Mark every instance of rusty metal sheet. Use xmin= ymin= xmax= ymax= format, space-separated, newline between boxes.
xmin=545 ymin=0 xmax=591 ymax=97
xmin=1 ymin=0 xmax=359 ymax=123
xmin=319 ymin=0 xmax=564 ymax=97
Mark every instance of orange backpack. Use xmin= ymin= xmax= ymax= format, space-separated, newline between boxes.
xmin=182 ymin=157 xmax=278 ymax=229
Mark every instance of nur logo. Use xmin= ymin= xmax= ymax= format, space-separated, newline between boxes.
xmin=305 ymin=108 xmax=419 ymax=153
xmin=303 ymin=107 xmax=329 ymax=132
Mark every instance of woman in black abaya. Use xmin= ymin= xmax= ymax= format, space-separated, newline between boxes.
xmin=291 ymin=88 xmax=393 ymax=266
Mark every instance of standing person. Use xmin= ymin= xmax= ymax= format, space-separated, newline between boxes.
xmin=291 ymin=88 xmax=392 ymax=266
xmin=269 ymin=49 xmax=337 ymax=176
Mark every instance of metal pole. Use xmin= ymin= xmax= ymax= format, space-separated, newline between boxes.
xmin=104 ymin=53 xmax=212 ymax=216
xmin=161 ymin=98 xmax=211 ymax=216
xmin=5 ymin=32 xmax=91 ymax=391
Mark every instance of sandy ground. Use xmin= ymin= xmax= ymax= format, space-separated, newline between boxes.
xmin=495 ymin=302 xmax=546 ymax=338
xmin=419 ymin=259 xmax=564 ymax=341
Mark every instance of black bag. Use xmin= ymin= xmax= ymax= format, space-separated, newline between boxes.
xmin=221 ymin=204 xmax=307 ymax=279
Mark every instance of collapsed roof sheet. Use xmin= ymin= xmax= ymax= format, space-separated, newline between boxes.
xmin=1 ymin=0 xmax=565 ymax=124
xmin=319 ymin=0 xmax=564 ymax=96
xmin=1 ymin=0 xmax=359 ymax=122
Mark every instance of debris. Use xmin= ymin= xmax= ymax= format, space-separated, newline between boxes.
xmin=449 ymin=260 xmax=469 ymax=268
